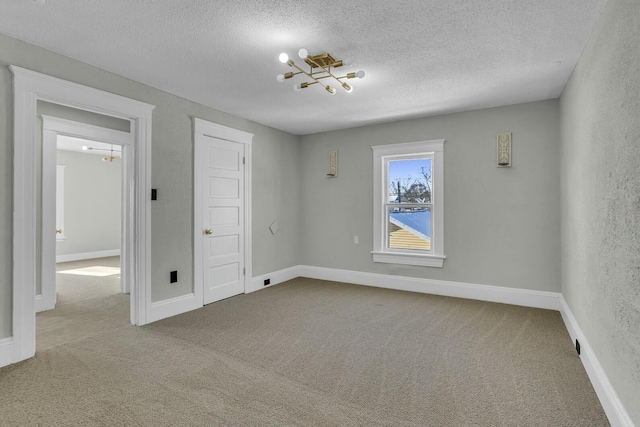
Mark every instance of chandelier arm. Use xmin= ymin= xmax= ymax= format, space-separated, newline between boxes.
xmin=304 ymin=57 xmax=346 ymax=89
xmin=289 ymin=60 xmax=332 ymax=91
xmin=284 ymin=71 xmax=302 ymax=79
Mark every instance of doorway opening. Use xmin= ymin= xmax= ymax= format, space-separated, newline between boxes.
xmin=8 ymin=65 xmax=154 ymax=367
xmin=36 ymin=120 xmax=127 ymax=347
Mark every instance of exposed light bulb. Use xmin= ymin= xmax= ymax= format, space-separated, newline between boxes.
xmin=294 ymin=84 xmax=302 ymax=92
xmin=276 ymin=74 xmax=285 ymax=83
xmin=342 ymin=83 xmax=353 ymax=93
xmin=356 ymin=70 xmax=365 ymax=79
xmin=326 ymin=86 xmax=336 ymax=95
xmin=298 ymin=48 xmax=308 ymax=59
xmin=279 ymin=53 xmax=289 ymax=63
xmin=81 ymin=145 xmax=88 ymax=151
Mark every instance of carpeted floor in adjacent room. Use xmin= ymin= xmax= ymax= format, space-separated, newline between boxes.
xmin=0 ymin=257 xmax=609 ymax=426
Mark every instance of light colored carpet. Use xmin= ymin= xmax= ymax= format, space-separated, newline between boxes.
xmin=0 ymin=259 xmax=609 ymax=426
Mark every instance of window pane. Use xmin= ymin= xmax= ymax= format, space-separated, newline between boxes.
xmin=388 ymin=158 xmax=431 ymax=203
xmin=387 ymin=206 xmax=431 ymax=250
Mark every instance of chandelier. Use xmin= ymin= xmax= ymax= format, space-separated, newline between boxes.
xmin=81 ymin=144 xmax=121 ymax=162
xmin=277 ymin=48 xmax=365 ymax=95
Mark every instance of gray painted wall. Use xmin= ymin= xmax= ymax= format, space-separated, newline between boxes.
xmin=560 ymin=0 xmax=640 ymax=423
xmin=56 ymin=150 xmax=121 ymax=256
xmin=300 ymin=100 xmax=561 ymax=292
xmin=0 ymin=33 xmax=301 ymax=337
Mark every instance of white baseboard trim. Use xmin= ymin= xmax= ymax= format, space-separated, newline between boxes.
xmin=146 ymin=265 xmax=302 ymax=324
xmin=34 ymin=294 xmax=55 ymax=313
xmin=559 ymin=297 xmax=633 ymax=427
xmin=158 ymin=264 xmax=628 ymax=427
xmin=147 ymin=293 xmax=200 ymax=324
xmin=249 ymin=266 xmax=301 ymax=293
xmin=0 ymin=337 xmax=14 ymax=369
xmin=298 ymin=265 xmax=562 ymax=310
xmin=56 ymin=249 xmax=121 ymax=263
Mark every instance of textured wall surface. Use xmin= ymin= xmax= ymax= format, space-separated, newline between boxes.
xmin=560 ymin=0 xmax=640 ymax=423
xmin=55 ymin=150 xmax=122 ymax=256
xmin=300 ymin=100 xmax=561 ymax=292
xmin=0 ymin=33 xmax=301 ymax=337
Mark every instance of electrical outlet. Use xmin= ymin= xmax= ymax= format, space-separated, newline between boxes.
xmin=264 ymin=278 xmax=270 ymax=286
xmin=575 ymin=339 xmax=581 ymax=355
xmin=353 ymin=235 xmax=359 ymax=244
xmin=170 ymin=271 xmax=177 ymax=283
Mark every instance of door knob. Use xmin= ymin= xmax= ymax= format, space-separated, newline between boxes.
xmin=56 ymin=229 xmax=62 ymax=234
xmin=204 ymin=228 xmax=213 ymax=235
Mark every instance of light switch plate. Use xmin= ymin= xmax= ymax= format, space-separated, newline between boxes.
xmin=497 ymin=132 xmax=512 ymax=167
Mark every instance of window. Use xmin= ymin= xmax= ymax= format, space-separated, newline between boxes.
xmin=372 ymin=140 xmax=445 ymax=267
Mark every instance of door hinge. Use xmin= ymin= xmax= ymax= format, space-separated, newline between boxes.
xmin=242 ymin=156 xmax=245 ymax=165
xmin=243 ymin=267 xmax=246 ymax=276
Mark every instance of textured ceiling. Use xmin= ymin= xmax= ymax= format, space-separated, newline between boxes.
xmin=1 ymin=0 xmax=607 ymax=135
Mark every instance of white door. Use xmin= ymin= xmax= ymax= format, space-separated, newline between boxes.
xmin=202 ymin=136 xmax=246 ymax=304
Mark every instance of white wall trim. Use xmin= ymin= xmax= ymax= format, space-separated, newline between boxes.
xmin=9 ymin=65 xmax=154 ymax=367
xmin=41 ymin=115 xmax=131 ymax=309
xmin=34 ymin=294 xmax=54 ymax=313
xmin=298 ymin=265 xmax=561 ymax=310
xmin=249 ymin=266 xmax=302 ymax=293
xmin=559 ymin=297 xmax=634 ymax=427
xmin=253 ymin=266 xmax=560 ymax=311
xmin=147 ymin=293 xmax=201 ymax=324
xmin=0 ymin=338 xmax=14 ymax=368
xmin=39 ymin=127 xmax=57 ymax=313
xmin=193 ymin=118 xmax=253 ymax=307
xmin=372 ymin=139 xmax=446 ymax=268
xmin=56 ymin=249 xmax=121 ymax=264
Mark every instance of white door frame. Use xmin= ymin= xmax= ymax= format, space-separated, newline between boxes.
xmin=8 ymin=65 xmax=155 ymax=366
xmin=38 ymin=116 xmax=133 ymax=313
xmin=193 ymin=118 xmax=253 ymax=305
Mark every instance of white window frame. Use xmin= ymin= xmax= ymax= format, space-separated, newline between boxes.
xmin=372 ymin=139 xmax=446 ymax=267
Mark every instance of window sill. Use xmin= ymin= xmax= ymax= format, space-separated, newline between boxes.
xmin=371 ymin=251 xmax=445 ymax=268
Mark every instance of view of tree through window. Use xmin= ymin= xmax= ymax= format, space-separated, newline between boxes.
xmin=387 ymin=158 xmax=432 ymax=250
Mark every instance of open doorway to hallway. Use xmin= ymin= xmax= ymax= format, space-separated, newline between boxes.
xmin=37 ymin=257 xmax=128 ymax=350
xmin=37 ymin=111 xmax=132 ymax=316
xmin=36 ymin=133 xmax=127 ymax=348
